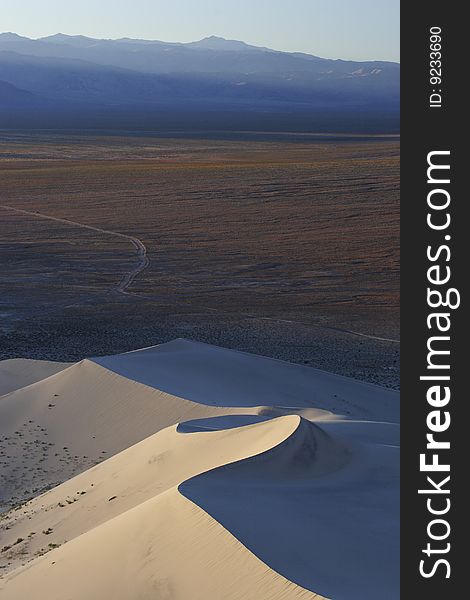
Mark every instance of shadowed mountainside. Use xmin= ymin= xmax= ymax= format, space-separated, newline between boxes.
xmin=0 ymin=33 xmax=399 ymax=132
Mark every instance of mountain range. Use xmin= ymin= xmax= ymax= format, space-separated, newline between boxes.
xmin=0 ymin=33 xmax=400 ymax=132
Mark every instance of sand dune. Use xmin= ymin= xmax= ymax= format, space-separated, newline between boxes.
xmin=0 ymin=416 xmax=330 ymax=599
xmin=0 ymin=358 xmax=251 ymax=509
xmin=181 ymin=417 xmax=399 ymax=599
xmin=0 ymin=417 xmax=299 ymax=574
xmin=0 ymin=353 xmax=332 ymax=510
xmin=0 ymin=339 xmax=399 ymax=598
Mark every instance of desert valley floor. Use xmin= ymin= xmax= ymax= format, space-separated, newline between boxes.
xmin=0 ymin=133 xmax=399 ymax=388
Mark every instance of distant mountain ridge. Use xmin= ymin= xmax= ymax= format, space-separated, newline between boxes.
xmin=0 ymin=32 xmax=398 ymax=73
xmin=0 ymin=33 xmax=399 ymax=132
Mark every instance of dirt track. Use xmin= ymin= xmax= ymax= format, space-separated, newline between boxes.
xmin=0 ymin=204 xmax=149 ymax=294
xmin=0 ymin=135 xmax=399 ymax=387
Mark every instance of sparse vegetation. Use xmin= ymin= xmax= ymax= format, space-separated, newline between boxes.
xmin=0 ymin=135 xmax=399 ymax=388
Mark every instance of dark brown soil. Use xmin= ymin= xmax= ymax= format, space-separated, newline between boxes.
xmin=0 ymin=134 xmax=399 ymax=387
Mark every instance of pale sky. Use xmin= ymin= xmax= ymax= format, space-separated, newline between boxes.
xmin=1 ymin=0 xmax=400 ymax=62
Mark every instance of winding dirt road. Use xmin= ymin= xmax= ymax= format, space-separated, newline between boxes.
xmin=0 ymin=204 xmax=149 ymax=294
xmin=1 ymin=204 xmax=399 ymax=345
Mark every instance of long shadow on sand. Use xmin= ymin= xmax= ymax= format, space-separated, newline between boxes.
xmin=179 ymin=415 xmax=399 ymax=600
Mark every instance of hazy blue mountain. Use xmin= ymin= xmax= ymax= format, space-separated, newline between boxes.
xmin=0 ymin=32 xmax=399 ymax=77
xmin=0 ymin=33 xmax=399 ymax=132
xmin=185 ymin=35 xmax=270 ymax=52
xmin=0 ymin=51 xmax=397 ymax=106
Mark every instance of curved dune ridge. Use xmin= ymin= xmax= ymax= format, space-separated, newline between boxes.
xmin=0 ymin=353 xmax=330 ymax=509
xmin=0 ymin=339 xmax=399 ymax=599
xmin=180 ymin=417 xmax=399 ymax=599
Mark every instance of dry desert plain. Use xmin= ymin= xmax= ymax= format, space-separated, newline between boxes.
xmin=0 ymin=133 xmax=399 ymax=387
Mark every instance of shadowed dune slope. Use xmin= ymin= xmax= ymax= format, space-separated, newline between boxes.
xmin=180 ymin=417 xmax=399 ymax=600
xmin=93 ymin=339 xmax=399 ymax=422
